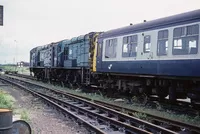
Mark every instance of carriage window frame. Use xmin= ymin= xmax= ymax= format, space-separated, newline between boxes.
xmin=157 ymin=30 xmax=169 ymax=56
xmin=172 ymin=24 xmax=199 ymax=55
xmin=122 ymin=35 xmax=138 ymax=57
xmin=144 ymin=35 xmax=151 ymax=53
xmin=105 ymin=38 xmax=117 ymax=58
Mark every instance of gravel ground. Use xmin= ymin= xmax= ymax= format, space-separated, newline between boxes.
xmin=0 ymin=81 xmax=89 ymax=134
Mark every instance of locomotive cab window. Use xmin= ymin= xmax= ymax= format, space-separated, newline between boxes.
xmin=144 ymin=35 xmax=151 ymax=53
xmin=157 ymin=30 xmax=168 ymax=56
xmin=122 ymin=35 xmax=137 ymax=57
xmin=105 ymin=38 xmax=117 ymax=58
xmin=173 ymin=24 xmax=199 ymax=55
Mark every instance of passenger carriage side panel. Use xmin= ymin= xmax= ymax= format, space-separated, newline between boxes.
xmin=157 ymin=23 xmax=200 ymax=77
xmin=99 ymin=31 xmax=158 ymax=75
xmin=139 ymin=31 xmax=158 ymax=75
xmin=97 ymin=20 xmax=200 ymax=77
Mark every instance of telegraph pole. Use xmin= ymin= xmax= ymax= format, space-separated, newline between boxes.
xmin=0 ymin=5 xmax=3 ymax=26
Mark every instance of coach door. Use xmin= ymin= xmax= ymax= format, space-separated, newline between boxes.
xmin=140 ymin=34 xmax=158 ymax=74
xmin=157 ymin=30 xmax=169 ymax=74
xmin=142 ymin=35 xmax=154 ymax=60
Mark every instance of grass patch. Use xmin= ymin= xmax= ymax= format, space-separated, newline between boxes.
xmin=0 ymin=65 xmax=17 ymax=72
xmin=13 ymin=109 xmax=30 ymax=122
xmin=0 ymin=90 xmax=15 ymax=109
xmin=0 ymin=65 xmax=30 ymax=74
xmin=132 ymin=112 xmax=148 ymax=120
xmin=20 ymin=110 xmax=30 ymax=122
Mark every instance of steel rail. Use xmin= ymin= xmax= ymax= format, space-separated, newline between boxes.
xmin=0 ymin=76 xmax=106 ymax=134
xmin=38 ymin=91 xmax=152 ymax=134
xmin=8 ymin=74 xmax=200 ymax=133
xmin=2 ymin=75 xmax=178 ymax=134
xmin=0 ymin=76 xmax=155 ymax=134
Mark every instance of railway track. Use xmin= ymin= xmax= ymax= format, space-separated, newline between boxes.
xmin=8 ymin=74 xmax=200 ymax=115
xmin=9 ymin=73 xmax=36 ymax=80
xmin=2 ymin=75 xmax=200 ymax=133
xmin=0 ymin=75 xmax=180 ymax=134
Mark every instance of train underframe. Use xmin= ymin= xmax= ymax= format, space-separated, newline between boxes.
xmin=30 ymin=67 xmax=200 ymax=104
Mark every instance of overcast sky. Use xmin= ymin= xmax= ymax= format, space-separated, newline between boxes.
xmin=0 ymin=0 xmax=199 ymax=64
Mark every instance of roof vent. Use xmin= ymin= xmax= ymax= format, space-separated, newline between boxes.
xmin=144 ymin=20 xmax=147 ymax=22
xmin=130 ymin=23 xmax=133 ymax=25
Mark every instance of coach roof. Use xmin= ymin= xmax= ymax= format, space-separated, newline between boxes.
xmin=101 ymin=9 xmax=200 ymax=38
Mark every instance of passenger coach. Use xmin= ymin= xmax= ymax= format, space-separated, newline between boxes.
xmin=94 ymin=10 xmax=200 ymax=102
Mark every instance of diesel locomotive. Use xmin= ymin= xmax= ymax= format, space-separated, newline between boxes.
xmin=30 ymin=9 xmax=200 ymax=103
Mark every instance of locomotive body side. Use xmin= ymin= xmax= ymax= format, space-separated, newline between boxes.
xmin=63 ymin=34 xmax=90 ymax=68
xmin=57 ymin=40 xmax=68 ymax=67
xmin=60 ymin=32 xmax=99 ymax=85
xmin=30 ymin=46 xmax=43 ymax=76
xmin=30 ymin=32 xmax=99 ymax=85
xmin=30 ymin=47 xmax=37 ymax=68
xmin=30 ymin=42 xmax=60 ymax=79
xmin=38 ymin=44 xmax=52 ymax=67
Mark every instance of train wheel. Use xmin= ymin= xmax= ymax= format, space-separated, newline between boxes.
xmin=132 ymin=93 xmax=148 ymax=105
xmin=105 ymin=88 xmax=115 ymax=97
xmin=169 ymin=87 xmax=176 ymax=103
xmin=190 ymin=99 xmax=200 ymax=110
xmin=142 ymin=85 xmax=152 ymax=97
xmin=156 ymin=87 xmax=168 ymax=101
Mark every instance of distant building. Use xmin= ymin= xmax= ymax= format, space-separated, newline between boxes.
xmin=17 ymin=61 xmax=30 ymax=67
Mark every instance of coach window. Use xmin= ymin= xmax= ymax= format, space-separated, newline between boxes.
xmin=157 ymin=30 xmax=168 ymax=56
xmin=122 ymin=35 xmax=137 ymax=57
xmin=105 ymin=38 xmax=117 ymax=58
xmin=144 ymin=35 xmax=151 ymax=53
xmin=173 ymin=24 xmax=199 ymax=55
xmin=122 ymin=37 xmax=129 ymax=57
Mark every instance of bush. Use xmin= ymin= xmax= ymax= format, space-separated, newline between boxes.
xmin=0 ymin=91 xmax=15 ymax=109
